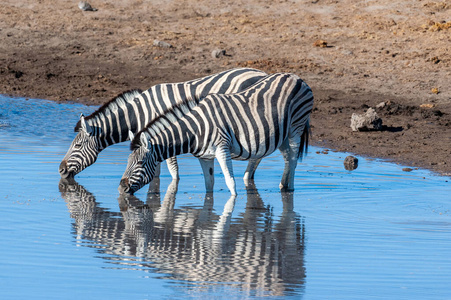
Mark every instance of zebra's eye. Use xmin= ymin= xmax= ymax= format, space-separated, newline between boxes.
xmin=74 ymin=142 xmax=82 ymax=149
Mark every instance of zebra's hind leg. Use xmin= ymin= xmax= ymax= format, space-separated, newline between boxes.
xmin=278 ymin=136 xmax=301 ymax=191
xmin=199 ymin=158 xmax=215 ymax=193
xmin=215 ymin=145 xmax=237 ymax=196
xmin=243 ymin=158 xmax=262 ymax=183
xmin=166 ymin=157 xmax=180 ymax=180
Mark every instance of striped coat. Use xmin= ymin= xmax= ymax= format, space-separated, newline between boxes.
xmin=120 ymin=73 xmax=314 ymax=195
xmin=59 ymin=68 xmax=267 ymax=180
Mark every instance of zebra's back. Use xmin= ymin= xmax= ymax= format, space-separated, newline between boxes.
xmin=191 ymin=73 xmax=314 ymax=160
xmin=135 ymin=68 xmax=267 ymax=130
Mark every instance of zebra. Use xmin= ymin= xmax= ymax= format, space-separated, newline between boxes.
xmin=119 ymin=72 xmax=314 ymax=195
xmin=59 ymin=68 xmax=267 ymax=181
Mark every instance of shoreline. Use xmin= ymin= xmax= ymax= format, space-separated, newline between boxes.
xmin=3 ymin=87 xmax=450 ymax=178
xmin=1 ymin=0 xmax=450 ymax=177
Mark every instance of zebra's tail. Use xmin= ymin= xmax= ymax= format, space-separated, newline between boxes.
xmin=298 ymin=118 xmax=311 ymax=161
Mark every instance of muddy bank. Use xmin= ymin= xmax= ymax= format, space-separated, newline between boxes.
xmin=1 ymin=0 xmax=450 ymax=175
xmin=311 ymin=89 xmax=451 ymax=175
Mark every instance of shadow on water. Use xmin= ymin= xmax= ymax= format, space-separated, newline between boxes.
xmin=58 ymin=178 xmax=306 ymax=297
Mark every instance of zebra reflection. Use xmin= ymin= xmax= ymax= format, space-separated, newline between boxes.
xmin=59 ymin=179 xmax=305 ymax=297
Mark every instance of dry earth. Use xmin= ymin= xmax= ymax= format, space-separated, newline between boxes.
xmin=1 ymin=0 xmax=450 ymax=175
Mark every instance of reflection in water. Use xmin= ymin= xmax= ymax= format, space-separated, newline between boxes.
xmin=59 ymin=179 xmax=306 ymax=297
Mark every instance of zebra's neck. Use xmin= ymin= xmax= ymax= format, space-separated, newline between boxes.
xmin=89 ymin=83 xmax=194 ymax=150
xmin=158 ymin=132 xmax=195 ymax=162
xmin=136 ymin=101 xmax=199 ymax=162
xmin=85 ymin=90 xmax=145 ymax=149
xmin=148 ymin=118 xmax=197 ymax=163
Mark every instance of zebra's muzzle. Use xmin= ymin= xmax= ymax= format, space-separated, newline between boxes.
xmin=59 ymin=160 xmax=74 ymax=179
xmin=118 ymin=178 xmax=132 ymax=194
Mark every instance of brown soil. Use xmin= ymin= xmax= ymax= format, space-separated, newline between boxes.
xmin=1 ymin=0 xmax=450 ymax=175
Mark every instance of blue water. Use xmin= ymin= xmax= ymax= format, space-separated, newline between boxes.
xmin=1 ymin=95 xmax=450 ymax=299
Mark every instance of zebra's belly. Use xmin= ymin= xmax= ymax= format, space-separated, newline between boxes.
xmin=230 ymin=138 xmax=280 ymax=161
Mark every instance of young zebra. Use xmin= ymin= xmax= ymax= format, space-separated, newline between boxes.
xmin=119 ymin=73 xmax=314 ymax=195
xmin=59 ymin=68 xmax=267 ymax=180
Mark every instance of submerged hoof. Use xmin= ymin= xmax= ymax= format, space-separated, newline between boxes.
xmin=279 ymin=184 xmax=295 ymax=192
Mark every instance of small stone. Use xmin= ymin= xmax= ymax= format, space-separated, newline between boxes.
xmin=211 ymin=49 xmax=226 ymax=58
xmin=350 ymin=107 xmax=383 ymax=132
xmin=153 ymin=40 xmax=173 ymax=48
xmin=431 ymin=87 xmax=440 ymax=94
xmin=341 ymin=50 xmax=353 ymax=55
xmin=78 ymin=1 xmax=97 ymax=11
xmin=420 ymin=103 xmax=435 ymax=109
xmin=376 ymin=102 xmax=386 ymax=109
xmin=344 ymin=156 xmax=358 ymax=171
xmin=427 ymin=56 xmax=440 ymax=64
xmin=402 ymin=167 xmax=413 ymax=172
xmin=313 ymin=40 xmax=328 ymax=47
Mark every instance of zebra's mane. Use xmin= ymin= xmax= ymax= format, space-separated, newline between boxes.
xmin=130 ymin=99 xmax=198 ymax=150
xmin=74 ymin=89 xmax=143 ymax=132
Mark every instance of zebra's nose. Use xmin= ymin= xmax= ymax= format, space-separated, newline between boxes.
xmin=119 ymin=178 xmax=131 ymax=194
xmin=59 ymin=160 xmax=71 ymax=178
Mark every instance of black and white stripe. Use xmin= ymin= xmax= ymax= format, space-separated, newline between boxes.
xmin=120 ymin=73 xmax=314 ymax=195
xmin=59 ymin=68 xmax=267 ymax=179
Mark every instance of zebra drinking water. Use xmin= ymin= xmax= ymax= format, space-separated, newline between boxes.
xmin=59 ymin=68 xmax=267 ymax=180
xmin=119 ymin=73 xmax=314 ymax=195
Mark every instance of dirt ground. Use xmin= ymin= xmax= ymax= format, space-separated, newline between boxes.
xmin=1 ymin=0 xmax=450 ymax=176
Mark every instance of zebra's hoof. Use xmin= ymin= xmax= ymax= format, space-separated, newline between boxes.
xmin=279 ymin=183 xmax=294 ymax=192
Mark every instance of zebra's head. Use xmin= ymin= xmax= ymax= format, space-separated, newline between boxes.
xmin=119 ymin=132 xmax=159 ymax=195
xmin=59 ymin=114 xmax=101 ymax=179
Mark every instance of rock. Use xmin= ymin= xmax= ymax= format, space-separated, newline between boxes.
xmin=350 ymin=107 xmax=383 ymax=131
xmin=402 ymin=167 xmax=413 ymax=172
xmin=211 ymin=49 xmax=226 ymax=58
xmin=431 ymin=87 xmax=440 ymax=94
xmin=420 ymin=103 xmax=435 ymax=109
xmin=344 ymin=156 xmax=358 ymax=171
xmin=78 ymin=1 xmax=97 ymax=11
xmin=376 ymin=101 xmax=386 ymax=109
xmin=313 ymin=40 xmax=328 ymax=47
xmin=153 ymin=40 xmax=173 ymax=48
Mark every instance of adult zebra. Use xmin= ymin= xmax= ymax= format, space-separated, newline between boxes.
xmin=119 ymin=73 xmax=314 ymax=195
xmin=59 ymin=68 xmax=267 ymax=180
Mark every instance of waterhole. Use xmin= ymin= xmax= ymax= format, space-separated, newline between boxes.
xmin=1 ymin=95 xmax=450 ymax=299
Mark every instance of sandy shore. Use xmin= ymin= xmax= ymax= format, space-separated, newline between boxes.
xmin=1 ymin=0 xmax=450 ymax=175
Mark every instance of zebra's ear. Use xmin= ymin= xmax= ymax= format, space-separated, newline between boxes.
xmin=139 ymin=133 xmax=149 ymax=149
xmin=128 ymin=130 xmax=135 ymax=141
xmin=80 ymin=114 xmax=93 ymax=135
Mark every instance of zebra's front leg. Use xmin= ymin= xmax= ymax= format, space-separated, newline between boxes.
xmin=198 ymin=158 xmax=215 ymax=193
xmin=243 ymin=158 xmax=262 ymax=183
xmin=279 ymin=137 xmax=300 ymax=191
xmin=166 ymin=157 xmax=180 ymax=180
xmin=215 ymin=146 xmax=237 ymax=196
